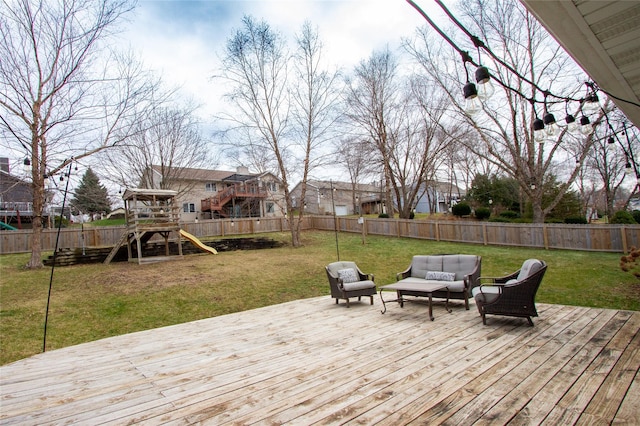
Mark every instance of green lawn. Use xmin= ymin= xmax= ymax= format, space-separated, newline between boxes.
xmin=1 ymin=230 xmax=638 ymax=365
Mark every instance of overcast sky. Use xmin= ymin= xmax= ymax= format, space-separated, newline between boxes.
xmin=120 ymin=0 xmax=442 ymax=120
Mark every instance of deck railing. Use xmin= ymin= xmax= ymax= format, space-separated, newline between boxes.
xmin=1 ymin=215 xmax=639 ymax=254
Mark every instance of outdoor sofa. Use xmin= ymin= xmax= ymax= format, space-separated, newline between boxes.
xmin=395 ymin=254 xmax=482 ymax=310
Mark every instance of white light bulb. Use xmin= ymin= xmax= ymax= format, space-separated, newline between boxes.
xmin=465 ymin=97 xmax=482 ymax=115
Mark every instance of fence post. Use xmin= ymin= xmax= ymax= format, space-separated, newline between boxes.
xmin=482 ymin=223 xmax=488 ymax=245
xmin=435 ymin=222 xmax=440 ymax=241
xmin=621 ymin=226 xmax=628 ymax=253
xmin=543 ymin=224 xmax=549 ymax=250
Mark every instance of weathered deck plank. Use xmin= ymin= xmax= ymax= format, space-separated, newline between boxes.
xmin=1 ymin=296 xmax=638 ymax=425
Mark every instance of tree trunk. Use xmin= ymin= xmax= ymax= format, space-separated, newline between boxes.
xmin=532 ymin=203 xmax=545 ymax=224
xmin=27 ymin=161 xmax=45 ymax=268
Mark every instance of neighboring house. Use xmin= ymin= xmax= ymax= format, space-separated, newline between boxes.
xmin=142 ymin=165 xmax=285 ymax=221
xmin=289 ymin=180 xmax=384 ymax=216
xmin=0 ymin=158 xmax=34 ymax=227
xmin=290 ymin=179 xmax=465 ymax=217
xmin=413 ymin=181 xmax=466 ymax=214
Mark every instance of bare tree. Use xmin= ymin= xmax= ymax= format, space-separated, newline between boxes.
xmin=290 ymin=21 xmax=341 ymax=244
xmin=101 ymin=101 xmax=211 ymax=197
xmin=404 ymin=0 xmax=603 ymax=223
xmin=344 ymin=50 xmax=452 ymax=219
xmin=334 ymin=136 xmax=377 ymax=213
xmin=0 ymin=0 xmax=160 ymax=268
xmin=218 ymin=17 xmax=338 ymax=247
xmin=344 ymin=49 xmax=399 ymax=217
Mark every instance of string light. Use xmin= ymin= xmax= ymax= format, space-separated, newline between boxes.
xmin=405 ymin=0 xmax=612 ymax=141
xmin=475 ymin=65 xmax=494 ymax=100
xmin=463 ymin=82 xmax=481 ymax=115
xmin=579 ymin=116 xmax=594 ymax=135
xmin=543 ymin=111 xmax=560 ymax=139
xmin=533 ymin=117 xmax=545 ymax=142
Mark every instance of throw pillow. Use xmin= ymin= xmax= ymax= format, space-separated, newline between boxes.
xmin=425 ymin=270 xmax=456 ymax=281
xmin=337 ymin=268 xmax=359 ymax=283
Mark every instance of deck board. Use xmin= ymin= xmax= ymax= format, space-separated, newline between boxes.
xmin=1 ymin=296 xmax=638 ymax=425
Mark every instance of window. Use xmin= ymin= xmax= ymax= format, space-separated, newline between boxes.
xmin=183 ymin=203 xmax=195 ymax=213
xmin=266 ymin=202 xmax=275 ymax=213
xmin=266 ymin=181 xmax=278 ymax=192
xmin=205 ymin=182 xmax=217 ymax=192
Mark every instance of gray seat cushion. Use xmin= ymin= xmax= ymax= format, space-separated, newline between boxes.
xmin=517 ymin=259 xmax=543 ymax=281
xmin=472 ymin=285 xmax=500 ymax=304
xmin=342 ymin=280 xmax=375 ymax=291
xmin=442 ymin=254 xmax=479 ymax=280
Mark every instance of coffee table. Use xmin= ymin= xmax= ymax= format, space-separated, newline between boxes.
xmin=379 ymin=281 xmax=452 ymax=321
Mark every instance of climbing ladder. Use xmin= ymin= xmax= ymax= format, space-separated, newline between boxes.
xmin=104 ymin=231 xmax=130 ymax=264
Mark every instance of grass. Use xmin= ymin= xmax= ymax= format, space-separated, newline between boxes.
xmin=1 ymin=230 xmax=639 ymax=365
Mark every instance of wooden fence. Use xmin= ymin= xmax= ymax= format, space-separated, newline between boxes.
xmin=0 ymin=217 xmax=297 ymax=254
xmin=309 ymin=216 xmax=640 ymax=253
xmin=1 ymin=215 xmax=639 ymax=254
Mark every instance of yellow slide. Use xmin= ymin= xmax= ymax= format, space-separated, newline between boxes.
xmin=180 ymin=229 xmax=218 ymax=254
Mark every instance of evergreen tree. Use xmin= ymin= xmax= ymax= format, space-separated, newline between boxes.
xmin=71 ymin=168 xmax=111 ymax=219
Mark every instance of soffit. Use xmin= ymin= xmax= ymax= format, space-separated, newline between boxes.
xmin=520 ymin=0 xmax=640 ymax=128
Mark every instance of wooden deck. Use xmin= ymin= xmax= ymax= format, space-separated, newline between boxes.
xmin=1 ymin=296 xmax=638 ymax=425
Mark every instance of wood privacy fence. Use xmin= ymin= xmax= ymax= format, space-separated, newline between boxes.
xmin=0 ymin=217 xmax=299 ymax=254
xmin=1 ymin=215 xmax=640 ymax=254
xmin=309 ymin=216 xmax=640 ymax=253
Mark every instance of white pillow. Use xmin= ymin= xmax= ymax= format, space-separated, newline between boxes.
xmin=337 ymin=268 xmax=359 ymax=283
xmin=425 ymin=271 xmax=456 ymax=281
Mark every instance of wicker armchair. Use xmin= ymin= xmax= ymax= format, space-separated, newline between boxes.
xmin=472 ymin=259 xmax=547 ymax=326
xmin=325 ymin=261 xmax=376 ymax=307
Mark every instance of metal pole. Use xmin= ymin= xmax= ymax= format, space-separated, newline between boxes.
xmin=330 ymin=180 xmax=339 ymax=261
xmin=43 ymin=160 xmax=73 ymax=352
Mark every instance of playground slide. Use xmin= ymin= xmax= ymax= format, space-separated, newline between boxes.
xmin=0 ymin=221 xmax=18 ymax=231
xmin=179 ymin=229 xmax=218 ymax=254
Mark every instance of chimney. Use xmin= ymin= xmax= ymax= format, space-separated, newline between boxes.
xmin=237 ymin=165 xmax=250 ymax=174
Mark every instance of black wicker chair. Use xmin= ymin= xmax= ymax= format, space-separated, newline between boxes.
xmin=472 ymin=259 xmax=547 ymax=326
xmin=325 ymin=261 xmax=376 ymax=307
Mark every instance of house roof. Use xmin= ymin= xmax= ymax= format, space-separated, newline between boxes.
xmin=149 ymin=166 xmax=280 ymax=183
xmin=151 ymin=165 xmax=234 ymax=182
xmin=304 ymin=179 xmax=382 ymax=193
xmin=122 ymin=188 xmax=177 ymax=201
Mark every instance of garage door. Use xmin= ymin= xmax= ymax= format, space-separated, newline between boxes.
xmin=334 ymin=205 xmax=348 ymax=216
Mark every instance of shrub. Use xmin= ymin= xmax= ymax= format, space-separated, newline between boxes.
xmin=610 ymin=210 xmax=637 ymax=224
xmin=564 ymin=216 xmax=588 ymax=224
xmin=53 ymin=216 xmax=70 ymax=228
xmin=488 ymin=217 xmax=511 ymax=222
xmin=378 ymin=213 xmax=389 ymax=218
xmin=632 ymin=210 xmax=640 ymax=224
xmin=474 ymin=207 xmax=491 ymax=220
xmin=409 ymin=211 xmax=415 ymax=219
xmin=451 ymin=202 xmax=471 ymax=217
xmin=546 ymin=218 xmax=564 ymax=224
xmin=620 ymin=246 xmax=640 ymax=279
xmin=499 ymin=210 xmax=519 ymax=219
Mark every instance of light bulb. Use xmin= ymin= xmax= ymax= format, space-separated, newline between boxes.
xmin=565 ymin=114 xmax=578 ymax=133
xmin=463 ymin=82 xmax=481 ymax=115
xmin=533 ymin=118 xmax=545 ymax=142
xmin=579 ymin=116 xmax=593 ymax=135
xmin=582 ymin=93 xmax=600 ymax=114
xmin=477 ymin=82 xmax=495 ymax=101
xmin=475 ymin=66 xmax=494 ymax=100
xmin=543 ymin=112 xmax=559 ymax=139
